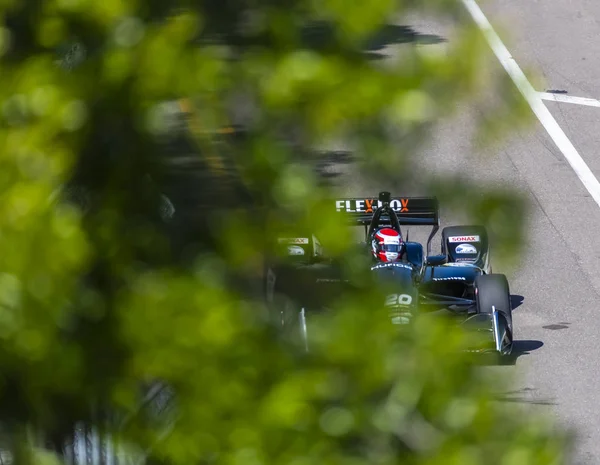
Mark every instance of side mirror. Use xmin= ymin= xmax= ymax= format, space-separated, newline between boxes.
xmin=426 ymin=254 xmax=447 ymax=266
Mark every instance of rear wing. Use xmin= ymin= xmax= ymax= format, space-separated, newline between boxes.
xmin=334 ymin=196 xmax=439 ymax=226
xmin=333 ymin=195 xmax=439 ymax=256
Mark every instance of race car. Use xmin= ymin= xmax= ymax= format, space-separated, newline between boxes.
xmin=266 ymin=191 xmax=514 ymax=356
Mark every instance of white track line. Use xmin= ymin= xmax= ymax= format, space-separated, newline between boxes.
xmin=539 ymin=92 xmax=600 ymax=108
xmin=461 ymin=0 xmax=600 ymax=208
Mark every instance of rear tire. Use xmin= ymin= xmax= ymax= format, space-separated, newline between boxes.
xmin=474 ymin=274 xmax=513 ymax=355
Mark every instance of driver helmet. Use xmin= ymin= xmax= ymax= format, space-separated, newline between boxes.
xmin=371 ymin=227 xmax=404 ymax=262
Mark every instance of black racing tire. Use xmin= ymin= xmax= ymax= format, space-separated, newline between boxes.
xmin=474 ymin=273 xmax=513 ymax=354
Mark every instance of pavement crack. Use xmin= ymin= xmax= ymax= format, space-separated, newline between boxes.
xmin=534 ymin=132 xmax=562 ymax=162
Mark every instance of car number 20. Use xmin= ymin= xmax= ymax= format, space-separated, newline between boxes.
xmin=385 ymin=293 xmax=413 ymax=306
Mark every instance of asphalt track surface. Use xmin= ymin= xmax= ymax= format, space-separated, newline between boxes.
xmin=319 ymin=3 xmax=600 ymax=464
xmin=59 ymin=3 xmax=600 ymax=464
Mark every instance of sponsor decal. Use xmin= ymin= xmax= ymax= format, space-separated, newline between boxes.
xmin=456 ymin=258 xmax=476 ymax=262
xmin=442 ymin=263 xmax=483 ymax=271
xmin=371 ymin=263 xmax=413 ymax=271
xmin=335 ymin=198 xmax=410 ymax=213
xmin=385 ymin=293 xmax=413 ymax=306
xmin=287 ymin=246 xmax=305 ymax=256
xmin=278 ymin=237 xmax=309 ymax=244
xmin=390 ymin=311 xmax=412 ymax=325
xmin=433 ymin=276 xmax=466 ymax=281
xmin=448 ymin=235 xmax=480 ymax=243
xmin=455 ymin=243 xmax=477 ymax=254
xmin=385 ymin=294 xmax=413 ymax=324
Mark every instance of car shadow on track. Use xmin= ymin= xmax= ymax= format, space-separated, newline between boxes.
xmin=298 ymin=22 xmax=446 ymax=60
xmin=511 ymin=294 xmax=525 ymax=311
xmin=494 ymin=387 xmax=557 ymax=406
xmin=362 ymin=24 xmax=446 ymax=51
xmin=506 ymin=339 xmax=544 ymax=364
xmin=310 ymin=150 xmax=356 ymax=186
xmin=472 ymin=339 xmax=544 ymax=367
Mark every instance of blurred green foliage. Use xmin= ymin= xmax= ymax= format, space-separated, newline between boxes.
xmin=0 ymin=0 xmax=570 ymax=464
